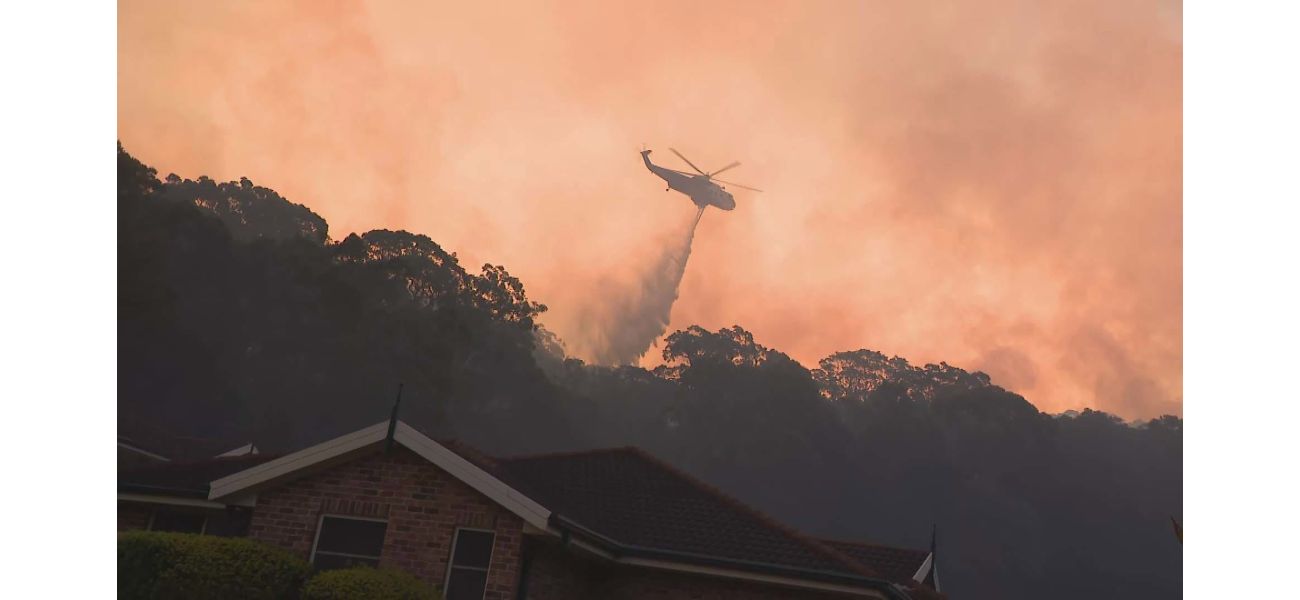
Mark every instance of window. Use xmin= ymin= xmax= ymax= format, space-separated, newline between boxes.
xmin=149 ymin=510 xmax=206 ymax=534
xmin=310 ymin=516 xmax=388 ymax=570
xmin=203 ymin=509 xmax=252 ymax=538
xmin=444 ymin=528 xmax=495 ymax=600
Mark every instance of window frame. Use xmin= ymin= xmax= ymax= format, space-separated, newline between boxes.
xmin=308 ymin=514 xmax=389 ymax=568
xmin=442 ymin=527 xmax=496 ymax=600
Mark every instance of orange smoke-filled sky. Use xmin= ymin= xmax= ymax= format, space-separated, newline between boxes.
xmin=119 ymin=0 xmax=1182 ymax=419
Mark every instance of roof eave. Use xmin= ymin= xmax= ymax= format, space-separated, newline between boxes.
xmin=118 ymin=483 xmax=210 ymax=498
xmin=547 ymin=513 xmax=912 ymax=600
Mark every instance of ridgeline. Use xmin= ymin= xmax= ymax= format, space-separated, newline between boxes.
xmin=118 ymin=144 xmax=1181 ymax=599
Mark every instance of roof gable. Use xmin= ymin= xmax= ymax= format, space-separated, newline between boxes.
xmin=205 ymin=420 xmax=551 ymax=530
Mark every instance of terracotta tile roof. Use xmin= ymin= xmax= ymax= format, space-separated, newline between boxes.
xmin=118 ymin=454 xmax=280 ymax=498
xmin=821 ymin=539 xmax=930 ymax=584
xmin=477 ymin=446 xmax=875 ymax=578
xmin=441 ymin=440 xmax=929 ymax=585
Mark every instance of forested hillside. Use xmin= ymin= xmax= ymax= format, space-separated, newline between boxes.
xmin=118 ymin=145 xmax=1181 ymax=598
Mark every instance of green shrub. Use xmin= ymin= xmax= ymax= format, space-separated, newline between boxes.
xmin=118 ymin=531 xmax=311 ymax=599
xmin=301 ymin=566 xmax=441 ymax=600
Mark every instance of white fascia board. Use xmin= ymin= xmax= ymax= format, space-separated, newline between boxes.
xmin=393 ymin=422 xmax=552 ymax=530
xmin=911 ymin=552 xmax=933 ymax=582
xmin=208 ymin=421 xmax=389 ymax=500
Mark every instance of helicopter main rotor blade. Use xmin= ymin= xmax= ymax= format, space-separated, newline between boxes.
xmin=712 ymin=178 xmax=763 ymax=193
xmin=709 ymin=161 xmax=741 ymax=177
xmin=669 ymin=148 xmax=707 ymax=176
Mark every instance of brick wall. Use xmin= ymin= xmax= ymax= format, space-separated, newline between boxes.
xmin=246 ymin=447 xmax=524 ymax=600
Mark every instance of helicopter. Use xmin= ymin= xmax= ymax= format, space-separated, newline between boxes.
xmin=641 ymin=147 xmax=762 ymax=211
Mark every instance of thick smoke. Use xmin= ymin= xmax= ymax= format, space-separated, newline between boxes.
xmin=581 ymin=206 xmax=706 ymax=365
xmin=119 ymin=0 xmax=1181 ymax=419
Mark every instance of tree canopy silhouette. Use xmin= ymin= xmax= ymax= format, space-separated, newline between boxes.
xmin=118 ymin=145 xmax=1180 ymax=599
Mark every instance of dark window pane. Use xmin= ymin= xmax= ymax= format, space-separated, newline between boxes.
xmin=445 ymin=568 xmax=488 ymax=600
xmin=204 ymin=510 xmax=252 ymax=537
xmin=312 ymin=553 xmax=380 ymax=571
xmin=315 ymin=517 xmax=387 ymax=556
xmin=150 ymin=510 xmax=205 ymax=534
xmin=451 ymin=530 xmax=494 ymax=568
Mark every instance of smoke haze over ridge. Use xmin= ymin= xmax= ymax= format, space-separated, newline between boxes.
xmin=575 ymin=206 xmax=706 ymax=365
xmin=118 ymin=0 xmax=1181 ymax=419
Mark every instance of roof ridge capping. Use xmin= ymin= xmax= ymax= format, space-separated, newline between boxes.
xmin=611 ymin=447 xmax=884 ymax=580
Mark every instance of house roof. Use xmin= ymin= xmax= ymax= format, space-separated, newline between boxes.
xmin=120 ymin=421 xmax=922 ymax=598
xmin=119 ymin=454 xmax=280 ymax=498
xmin=441 ymin=443 xmax=930 ymax=587
xmin=117 ymin=423 xmax=253 ymax=462
xmin=486 ymin=447 xmax=864 ymax=576
xmin=821 ymin=540 xmax=931 ymax=584
xmin=203 ymin=421 xmax=554 ymax=531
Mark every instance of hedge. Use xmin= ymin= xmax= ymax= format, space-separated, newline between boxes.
xmin=118 ymin=531 xmax=311 ymax=599
xmin=301 ymin=566 xmax=441 ymax=600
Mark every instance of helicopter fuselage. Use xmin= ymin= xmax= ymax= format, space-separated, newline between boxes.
xmin=641 ymin=150 xmax=736 ymax=211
